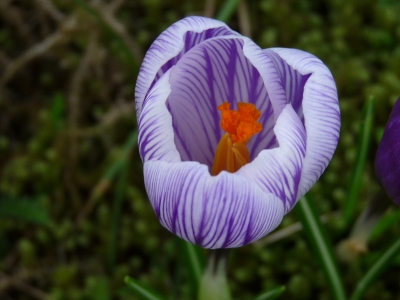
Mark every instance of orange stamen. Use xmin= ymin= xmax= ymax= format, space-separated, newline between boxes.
xmin=211 ymin=102 xmax=262 ymax=176
xmin=218 ymin=102 xmax=262 ymax=144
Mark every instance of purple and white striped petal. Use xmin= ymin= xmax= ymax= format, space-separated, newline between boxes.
xmin=267 ymin=48 xmax=340 ymax=202
xmin=166 ymin=36 xmax=279 ymax=167
xmin=144 ymin=160 xmax=284 ymax=248
xmin=138 ymin=69 xmax=180 ymax=163
xmin=237 ymin=104 xmax=306 ymax=212
xmin=135 ymin=17 xmax=239 ymax=119
xmin=138 ymin=51 xmax=306 ymax=245
xmin=136 ymin=16 xmax=340 ymax=248
xmin=139 ymin=72 xmax=306 ymax=244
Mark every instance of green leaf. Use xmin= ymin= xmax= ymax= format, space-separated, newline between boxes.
xmin=75 ymin=130 xmax=138 ymax=226
xmin=369 ymin=209 xmax=400 ymax=241
xmin=294 ymin=196 xmax=346 ymax=300
xmin=0 ymin=197 xmax=50 ymax=225
xmin=124 ymin=276 xmax=166 ymax=300
xmin=105 ymin=130 xmax=138 ymax=182
xmin=50 ymin=93 xmax=65 ymax=130
xmin=216 ymin=0 xmax=240 ymax=22
xmin=343 ymin=96 xmax=375 ymax=225
xmin=106 ymin=131 xmax=138 ymax=271
xmin=180 ymin=239 xmax=205 ymax=288
xmin=350 ymin=238 xmax=400 ymax=300
xmin=107 ymin=164 xmax=129 ymax=272
xmin=254 ymin=286 xmax=286 ymax=300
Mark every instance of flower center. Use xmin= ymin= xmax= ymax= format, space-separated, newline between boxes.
xmin=211 ymin=102 xmax=262 ymax=175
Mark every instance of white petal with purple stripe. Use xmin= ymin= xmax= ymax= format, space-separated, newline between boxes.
xmin=144 ymin=160 xmax=285 ymax=248
xmin=135 ymin=17 xmax=239 ymax=119
xmin=237 ymin=104 xmax=306 ymax=212
xmin=136 ymin=16 xmax=340 ymax=248
xmin=167 ymin=36 xmax=279 ymax=167
xmin=268 ymin=48 xmax=340 ymax=201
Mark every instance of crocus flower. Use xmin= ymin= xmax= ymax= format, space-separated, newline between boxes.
xmin=136 ymin=17 xmax=340 ymax=248
xmin=375 ymin=98 xmax=400 ymax=205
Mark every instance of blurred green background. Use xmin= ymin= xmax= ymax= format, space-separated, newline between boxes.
xmin=1 ymin=0 xmax=400 ymax=299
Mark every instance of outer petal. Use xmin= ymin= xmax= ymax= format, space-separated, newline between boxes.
xmin=375 ymin=98 xmax=400 ymax=205
xmin=237 ymin=104 xmax=306 ymax=212
xmin=138 ymin=69 xmax=181 ymax=163
xmin=269 ymin=48 xmax=340 ymax=201
xmin=144 ymin=160 xmax=285 ymax=248
xmin=135 ymin=16 xmax=238 ymax=119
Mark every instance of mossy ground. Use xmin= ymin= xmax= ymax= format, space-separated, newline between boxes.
xmin=1 ymin=0 xmax=400 ymax=299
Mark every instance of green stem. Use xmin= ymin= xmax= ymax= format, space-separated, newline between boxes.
xmin=198 ymin=249 xmax=231 ymax=300
xmin=216 ymin=0 xmax=241 ymax=22
xmin=294 ymin=196 xmax=346 ymax=300
xmin=343 ymin=96 xmax=375 ymax=226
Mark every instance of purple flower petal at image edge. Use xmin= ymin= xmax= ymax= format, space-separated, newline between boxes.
xmin=136 ymin=16 xmax=340 ymax=248
xmin=375 ymin=98 xmax=400 ymax=205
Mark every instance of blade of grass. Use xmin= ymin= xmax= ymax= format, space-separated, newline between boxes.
xmin=50 ymin=93 xmax=65 ymax=130
xmin=105 ymin=129 xmax=138 ymax=181
xmin=343 ymin=96 xmax=375 ymax=226
xmin=254 ymin=286 xmax=286 ymax=300
xmin=73 ymin=0 xmax=139 ymax=73
xmin=350 ymin=238 xmax=400 ymax=300
xmin=216 ymin=0 xmax=240 ymax=22
xmin=124 ymin=276 xmax=166 ymax=300
xmin=107 ymin=162 xmax=129 ymax=273
xmin=294 ymin=196 xmax=346 ymax=300
xmin=76 ymin=130 xmax=137 ymax=225
xmin=369 ymin=209 xmax=400 ymax=241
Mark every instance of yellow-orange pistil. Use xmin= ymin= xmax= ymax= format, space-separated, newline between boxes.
xmin=211 ymin=102 xmax=262 ymax=176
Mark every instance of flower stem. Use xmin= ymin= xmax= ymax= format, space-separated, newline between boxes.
xmin=198 ymin=249 xmax=231 ymax=300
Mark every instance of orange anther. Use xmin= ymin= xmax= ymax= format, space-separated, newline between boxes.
xmin=211 ymin=102 xmax=262 ymax=175
xmin=217 ymin=102 xmax=262 ymax=144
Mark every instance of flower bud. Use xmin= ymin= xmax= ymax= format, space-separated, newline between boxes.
xmin=375 ymin=98 xmax=400 ymax=205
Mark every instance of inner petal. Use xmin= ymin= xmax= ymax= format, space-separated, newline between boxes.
xmin=146 ymin=28 xmax=236 ymax=101
xmin=166 ymin=37 xmax=277 ymax=169
xmin=264 ymin=49 xmax=311 ymax=125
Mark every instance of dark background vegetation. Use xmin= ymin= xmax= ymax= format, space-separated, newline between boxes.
xmin=1 ymin=0 xmax=400 ymax=299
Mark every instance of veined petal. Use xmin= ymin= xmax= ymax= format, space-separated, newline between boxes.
xmin=242 ymin=39 xmax=288 ymax=121
xmin=138 ymin=69 xmax=181 ymax=163
xmin=136 ymin=16 xmax=341 ymax=248
xmin=135 ymin=16 xmax=239 ymax=119
xmin=144 ymin=160 xmax=285 ymax=248
xmin=264 ymin=49 xmax=311 ymax=123
xmin=167 ymin=37 xmax=277 ymax=167
xmin=237 ymin=104 xmax=306 ymax=212
xmin=269 ymin=48 xmax=340 ymax=201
